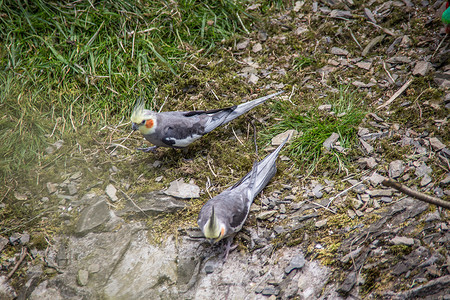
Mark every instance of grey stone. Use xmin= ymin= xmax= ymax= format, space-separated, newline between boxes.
xmin=285 ymin=253 xmax=306 ymax=274
xmin=360 ymin=139 xmax=374 ymax=154
xmin=389 ymin=160 xmax=405 ymax=179
xmin=315 ymin=219 xmax=327 ymax=228
xmin=412 ymin=61 xmax=433 ymax=76
xmin=429 ymin=137 xmax=446 ymax=151
xmin=20 ymin=232 xmax=30 ymax=245
xmin=424 ymin=211 xmax=441 ymax=222
xmin=0 ymin=236 xmax=8 ymax=252
xmin=312 ymin=184 xmax=324 ymax=198
xmin=358 ymin=157 xmax=377 ymax=169
xmin=392 ymin=262 xmax=409 ymax=275
xmin=88 ymin=264 xmax=100 ymax=274
xmin=440 ymin=174 xmax=450 ymax=186
xmin=0 ymin=276 xmax=17 ymax=299
xmin=67 ymin=183 xmax=78 ymax=196
xmin=164 ymin=179 xmax=200 ymax=199
xmin=271 ymin=130 xmax=297 ymax=146
xmin=391 ymin=236 xmax=414 ymax=246
xmin=387 ymin=56 xmax=412 ymax=64
xmin=117 ymin=192 xmax=187 ymax=216
xmin=368 ymin=172 xmax=386 ymax=186
xmin=236 ymin=39 xmax=249 ymax=50
xmin=252 ymin=43 xmax=262 ymax=53
xmin=331 ymin=47 xmax=349 ymax=56
xmin=366 ymin=189 xmax=392 ymax=197
xmin=323 ymin=132 xmax=339 ymax=150
xmin=257 ymin=210 xmax=277 ymax=220
xmin=380 ymin=197 xmax=392 ymax=203
xmin=46 ymin=182 xmax=58 ymax=194
xmin=318 ymin=104 xmax=332 ymax=111
xmin=356 ymin=61 xmax=372 ymax=70
xmin=389 ymin=275 xmax=450 ymax=299
xmin=415 ymin=162 xmax=432 ymax=177
xmin=330 ymin=10 xmax=352 ymax=19
xmin=105 ymin=184 xmax=118 ymax=202
xmin=337 ymin=271 xmax=357 ymax=295
xmin=340 ymin=247 xmax=362 ymax=264
xmin=420 ymin=174 xmax=432 ymax=186
xmin=248 ymin=73 xmax=259 ymax=84
xmin=364 ymin=8 xmax=376 ymax=23
xmin=261 ymin=286 xmax=279 ymax=296
xmin=77 ymin=269 xmax=89 ymax=286
xmin=75 ymin=200 xmax=111 ymax=235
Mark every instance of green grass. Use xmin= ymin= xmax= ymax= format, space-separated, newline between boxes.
xmin=262 ymin=86 xmax=366 ymax=174
xmin=0 ymin=0 xmax=251 ymax=181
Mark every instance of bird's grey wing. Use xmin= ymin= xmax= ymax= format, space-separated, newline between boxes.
xmin=156 ymin=112 xmax=206 ymax=147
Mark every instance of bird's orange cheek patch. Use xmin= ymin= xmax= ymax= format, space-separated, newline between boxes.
xmin=145 ymin=119 xmax=154 ymax=128
xmin=221 ymin=227 xmax=225 ymax=237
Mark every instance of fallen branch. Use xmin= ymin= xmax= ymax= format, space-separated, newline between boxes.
xmin=7 ymin=247 xmax=28 ymax=280
xmin=377 ymin=78 xmax=413 ymax=110
xmin=382 ymin=179 xmax=450 ymax=209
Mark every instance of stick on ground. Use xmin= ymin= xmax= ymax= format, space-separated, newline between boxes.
xmin=382 ymin=179 xmax=450 ymax=209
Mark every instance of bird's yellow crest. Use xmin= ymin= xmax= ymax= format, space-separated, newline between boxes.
xmin=203 ymin=207 xmax=224 ymax=242
xmin=131 ymin=100 xmax=147 ymax=124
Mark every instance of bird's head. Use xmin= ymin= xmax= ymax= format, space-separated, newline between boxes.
xmin=131 ymin=100 xmax=157 ymax=135
xmin=202 ymin=206 xmax=226 ymax=243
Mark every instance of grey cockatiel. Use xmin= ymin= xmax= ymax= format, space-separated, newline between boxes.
xmin=131 ymin=91 xmax=283 ymax=152
xmin=197 ymin=138 xmax=288 ymax=259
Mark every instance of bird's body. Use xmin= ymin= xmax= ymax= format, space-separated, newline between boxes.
xmin=443 ymin=0 xmax=450 ymax=33
xmin=197 ymin=138 xmax=287 ymax=258
xmin=131 ymin=91 xmax=283 ymax=151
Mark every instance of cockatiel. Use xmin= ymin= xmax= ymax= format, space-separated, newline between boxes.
xmin=197 ymin=138 xmax=288 ymax=259
xmin=443 ymin=0 xmax=450 ymax=34
xmin=131 ymin=91 xmax=283 ymax=152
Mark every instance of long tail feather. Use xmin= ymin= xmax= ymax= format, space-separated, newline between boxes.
xmin=204 ymin=91 xmax=284 ymax=133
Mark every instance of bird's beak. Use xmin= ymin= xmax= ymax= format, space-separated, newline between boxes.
xmin=132 ymin=123 xmax=139 ymax=131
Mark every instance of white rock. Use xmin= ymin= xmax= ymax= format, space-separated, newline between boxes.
xmin=105 ymin=184 xmax=118 ymax=202
xmin=271 ymin=130 xmax=298 ymax=146
xmin=252 ymin=43 xmax=262 ymax=53
xmin=164 ymin=179 xmax=200 ymax=199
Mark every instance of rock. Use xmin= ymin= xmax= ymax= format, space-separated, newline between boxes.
xmin=75 ymin=200 xmax=111 ymax=235
xmin=29 ymin=280 xmax=63 ymax=300
xmin=340 ymin=248 xmax=362 ymax=264
xmin=67 ymin=183 xmax=78 ymax=196
xmin=366 ymin=189 xmax=392 ymax=197
xmin=331 ymin=47 xmax=349 ymax=56
xmin=330 ymin=10 xmax=352 ymax=18
xmin=20 ymin=232 xmax=30 ymax=245
xmin=105 ymin=184 xmax=118 ymax=202
xmin=9 ymin=232 xmax=21 ymax=245
xmin=358 ymin=157 xmax=377 ymax=169
xmin=293 ymin=1 xmax=304 ymax=12
xmin=0 ymin=276 xmax=17 ymax=299
xmin=387 ymin=56 xmax=412 ymax=64
xmin=429 ymin=137 xmax=446 ymax=151
xmin=312 ymin=184 xmax=324 ymax=198
xmin=285 ymin=253 xmax=306 ymax=274
xmin=257 ymin=210 xmax=277 ymax=220
xmin=390 ymin=236 xmax=414 ymax=246
xmin=359 ymin=139 xmax=374 ymax=154
xmin=252 ymin=43 xmax=262 ymax=53
xmin=420 ymin=174 xmax=432 ymax=186
xmin=337 ymin=271 xmax=357 ymax=296
xmin=204 ymin=261 xmax=214 ymax=274
xmin=412 ymin=61 xmax=433 ymax=76
xmin=392 ymin=262 xmax=409 ymax=275
xmin=318 ymin=104 xmax=332 ymax=111
xmin=424 ymin=211 xmax=441 ymax=222
xmin=364 ymin=8 xmax=376 ymax=23
xmin=261 ymin=286 xmax=279 ymax=296
xmin=356 ymin=61 xmax=372 ymax=70
xmin=46 ymin=182 xmax=58 ymax=194
xmin=77 ymin=269 xmax=89 ymax=286
xmin=271 ymin=129 xmax=298 ymax=146
xmin=248 ymin=73 xmax=259 ymax=84
xmin=164 ymin=179 xmax=200 ymax=199
xmin=389 ymin=160 xmax=405 ymax=179
xmin=323 ymin=132 xmax=339 ymax=150
xmin=117 ymin=192 xmax=187 ymax=216
xmin=236 ymin=39 xmax=249 ymax=50
xmin=88 ymin=264 xmax=100 ymax=273
xmin=415 ymin=162 xmax=432 ymax=177
xmin=362 ymin=35 xmax=385 ymax=56
xmin=295 ymin=26 xmax=308 ymax=35
xmin=0 ymin=236 xmax=8 ymax=252
xmin=315 ymin=219 xmax=327 ymax=228
xmin=388 ymin=275 xmax=450 ymax=299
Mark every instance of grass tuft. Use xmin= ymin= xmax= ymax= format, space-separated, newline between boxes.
xmin=262 ymin=86 xmax=366 ymax=174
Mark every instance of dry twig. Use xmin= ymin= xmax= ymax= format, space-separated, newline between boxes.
xmin=377 ymin=78 xmax=413 ymax=110
xmin=7 ymin=247 xmax=28 ymax=280
xmin=382 ymin=179 xmax=450 ymax=209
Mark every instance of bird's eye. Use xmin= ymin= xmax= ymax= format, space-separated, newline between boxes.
xmin=141 ymin=120 xmax=146 ymax=124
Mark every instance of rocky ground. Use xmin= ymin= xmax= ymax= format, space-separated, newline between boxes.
xmin=1 ymin=0 xmax=450 ymax=299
